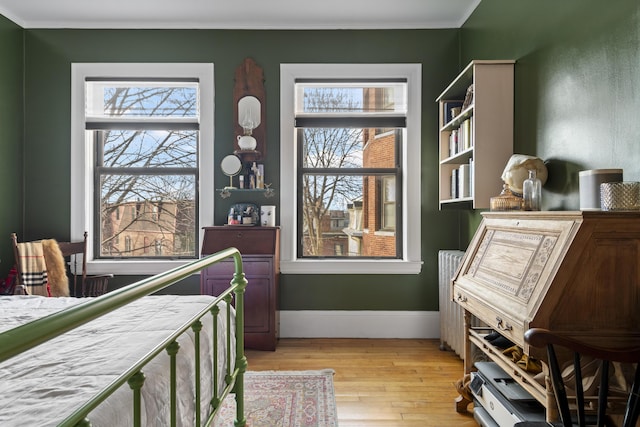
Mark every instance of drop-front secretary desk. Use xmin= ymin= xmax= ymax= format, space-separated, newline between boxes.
xmin=452 ymin=211 xmax=640 ymax=419
xmin=200 ymin=226 xmax=280 ymax=351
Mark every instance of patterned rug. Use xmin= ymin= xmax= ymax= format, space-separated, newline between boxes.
xmin=213 ymin=369 xmax=338 ymax=427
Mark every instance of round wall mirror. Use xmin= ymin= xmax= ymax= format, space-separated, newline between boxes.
xmin=221 ymin=154 xmax=242 ymax=188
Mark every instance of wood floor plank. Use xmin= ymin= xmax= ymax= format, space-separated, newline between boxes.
xmin=245 ymin=338 xmax=478 ymax=426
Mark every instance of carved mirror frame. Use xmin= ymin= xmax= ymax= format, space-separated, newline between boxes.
xmin=233 ymin=57 xmax=266 ymax=161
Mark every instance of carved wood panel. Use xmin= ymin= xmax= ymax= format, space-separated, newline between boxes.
xmin=233 ymin=57 xmax=266 ymax=160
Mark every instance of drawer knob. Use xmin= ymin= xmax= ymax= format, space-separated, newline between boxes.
xmin=456 ymin=293 xmax=467 ymax=303
xmin=495 ymin=317 xmax=513 ymax=331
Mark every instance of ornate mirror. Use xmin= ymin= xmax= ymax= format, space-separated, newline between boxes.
xmin=233 ymin=58 xmax=265 ymax=160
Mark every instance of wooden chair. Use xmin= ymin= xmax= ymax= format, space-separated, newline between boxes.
xmin=56 ymin=232 xmax=113 ymax=297
xmin=11 ymin=232 xmax=113 ymax=297
xmin=516 ymin=328 xmax=640 ymax=427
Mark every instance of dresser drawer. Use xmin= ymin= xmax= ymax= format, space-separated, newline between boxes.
xmin=203 ymin=257 xmax=272 ymax=277
xmin=201 ymin=226 xmax=279 ymax=255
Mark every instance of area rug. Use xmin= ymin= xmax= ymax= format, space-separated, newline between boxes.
xmin=213 ymin=369 xmax=338 ymax=427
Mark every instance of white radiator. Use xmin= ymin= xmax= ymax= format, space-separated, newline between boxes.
xmin=438 ymin=250 xmax=465 ymax=357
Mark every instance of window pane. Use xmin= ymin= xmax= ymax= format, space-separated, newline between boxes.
xmin=301 ymin=127 xmax=365 ymax=168
xmin=301 ymin=174 xmax=397 ymax=258
xmin=99 ymin=174 xmax=196 ymax=258
xmin=101 ymin=129 xmax=197 ymax=168
xmin=381 ymin=176 xmax=396 ymax=231
xmin=301 ymin=127 xmax=399 ymax=169
xmin=296 ymin=83 xmax=407 ymax=115
xmin=86 ymin=82 xmax=198 ymax=118
xmin=383 ymin=204 xmax=396 ymax=229
xmin=383 ymin=176 xmax=396 ymax=202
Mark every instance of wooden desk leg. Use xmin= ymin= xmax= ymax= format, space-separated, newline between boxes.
xmin=455 ymin=310 xmax=473 ymax=413
xmin=463 ymin=309 xmax=473 ymax=374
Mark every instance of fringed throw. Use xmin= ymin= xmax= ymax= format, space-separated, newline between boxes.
xmin=17 ymin=241 xmax=50 ymax=297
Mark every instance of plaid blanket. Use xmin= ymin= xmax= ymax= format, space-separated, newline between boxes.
xmin=17 ymin=241 xmax=50 ymax=297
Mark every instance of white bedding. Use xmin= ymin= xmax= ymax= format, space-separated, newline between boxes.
xmin=0 ymin=294 xmax=236 ymax=426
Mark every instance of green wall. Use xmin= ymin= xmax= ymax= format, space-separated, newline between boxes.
xmin=458 ymin=0 xmax=640 ymax=241
xmin=0 ymin=15 xmax=23 ymax=272
xmin=13 ymin=29 xmax=463 ymax=310
xmin=4 ymin=0 xmax=637 ymax=311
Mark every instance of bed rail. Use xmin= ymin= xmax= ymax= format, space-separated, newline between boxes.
xmin=0 ymin=247 xmax=247 ymax=427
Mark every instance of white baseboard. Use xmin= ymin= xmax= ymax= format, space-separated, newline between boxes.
xmin=279 ymin=310 xmax=440 ymax=339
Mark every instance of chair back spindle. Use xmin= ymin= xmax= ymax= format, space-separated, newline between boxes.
xmin=517 ymin=328 xmax=640 ymax=427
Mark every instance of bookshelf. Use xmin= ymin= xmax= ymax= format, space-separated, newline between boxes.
xmin=436 ymin=60 xmax=515 ymax=209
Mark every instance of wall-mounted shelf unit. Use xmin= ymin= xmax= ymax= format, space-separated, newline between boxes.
xmin=436 ymin=60 xmax=515 ymax=209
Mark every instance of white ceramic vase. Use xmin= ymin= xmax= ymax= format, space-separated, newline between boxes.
xmin=237 ymin=134 xmax=257 ymax=151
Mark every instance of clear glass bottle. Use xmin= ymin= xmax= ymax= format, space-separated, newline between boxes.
xmin=523 ymin=169 xmax=542 ymax=211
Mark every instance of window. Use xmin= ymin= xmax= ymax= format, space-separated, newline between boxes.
xmin=71 ymin=64 xmax=214 ymax=275
xmin=380 ymin=176 xmax=396 ymax=231
xmin=295 ymin=81 xmax=404 ymax=258
xmin=280 ymin=64 xmax=422 ymax=274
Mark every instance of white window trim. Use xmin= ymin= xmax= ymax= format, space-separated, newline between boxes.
xmin=280 ymin=63 xmax=423 ymax=275
xmin=71 ymin=63 xmax=214 ymax=275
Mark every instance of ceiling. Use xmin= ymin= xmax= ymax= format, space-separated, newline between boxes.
xmin=0 ymin=0 xmax=481 ymax=30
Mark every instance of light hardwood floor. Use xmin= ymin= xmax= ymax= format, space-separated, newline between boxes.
xmin=244 ymin=338 xmax=480 ymax=427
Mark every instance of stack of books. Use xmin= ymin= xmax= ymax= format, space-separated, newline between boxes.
xmin=450 ymin=159 xmax=474 ymax=199
xmin=447 ymin=117 xmax=474 ymax=157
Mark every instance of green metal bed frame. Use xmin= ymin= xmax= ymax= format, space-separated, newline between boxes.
xmin=0 ymin=247 xmax=247 ymax=427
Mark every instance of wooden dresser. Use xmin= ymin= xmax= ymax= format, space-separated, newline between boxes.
xmin=452 ymin=211 xmax=640 ymax=415
xmin=200 ymin=226 xmax=280 ymax=351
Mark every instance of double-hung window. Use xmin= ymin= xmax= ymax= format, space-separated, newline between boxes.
xmin=280 ymin=64 xmax=422 ymax=274
xmin=71 ymin=64 xmax=214 ymax=275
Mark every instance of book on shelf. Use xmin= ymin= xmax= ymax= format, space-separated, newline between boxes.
xmin=462 ymin=118 xmax=472 ymax=150
xmin=458 ymin=164 xmax=471 ymax=198
xmin=443 ymin=101 xmax=463 ymax=124
xmin=449 ymin=129 xmax=459 ymax=157
xmin=451 ymin=168 xmax=459 ymax=199
xmin=469 ymin=158 xmax=475 ymax=197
